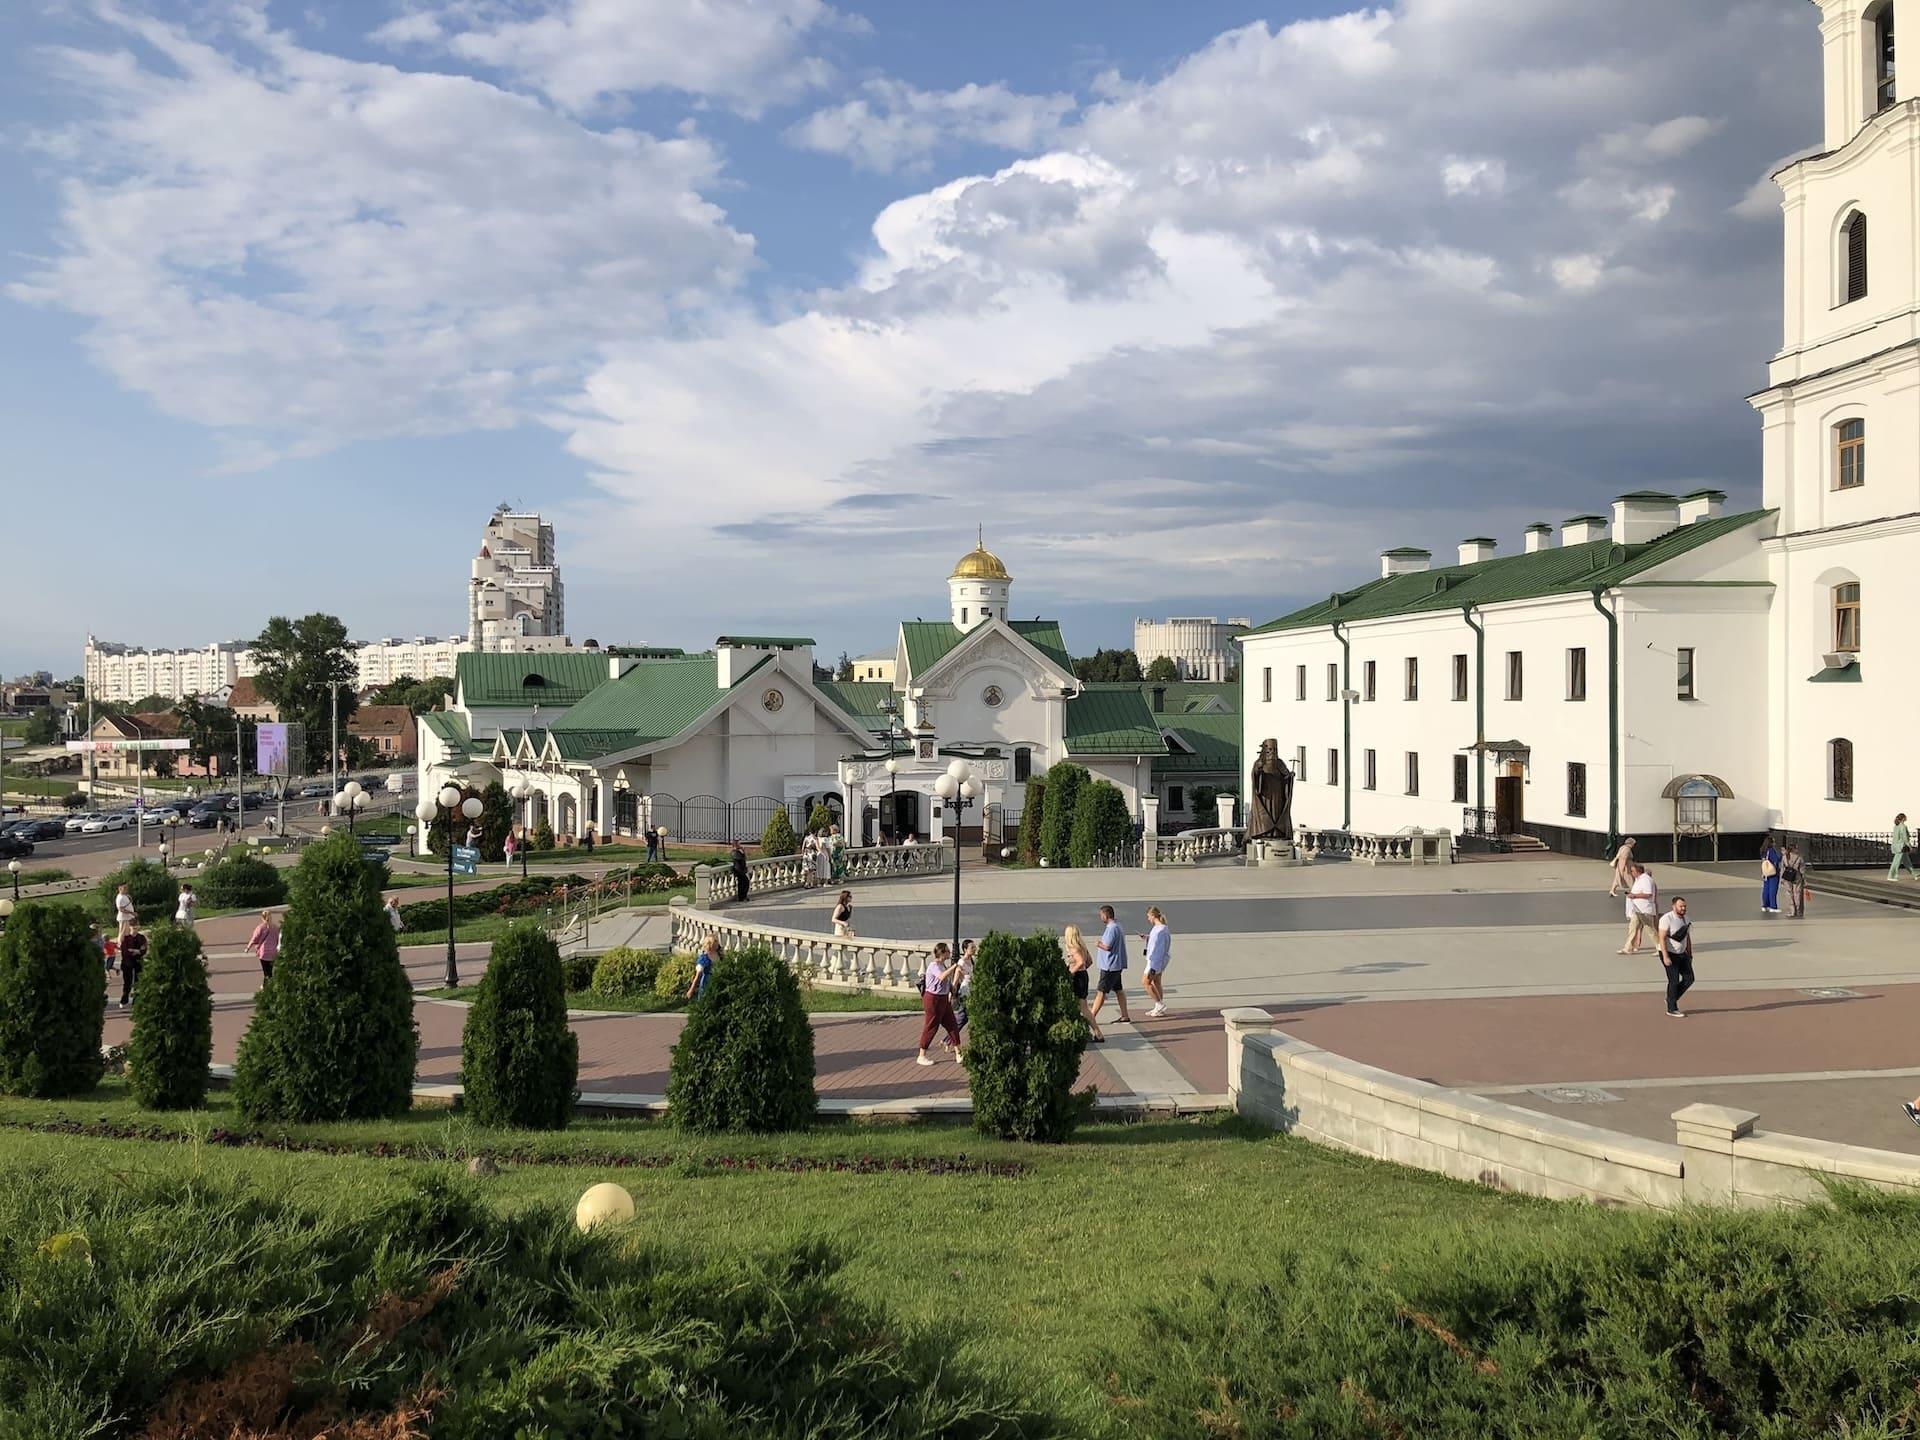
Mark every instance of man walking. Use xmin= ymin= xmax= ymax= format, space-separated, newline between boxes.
xmin=1141 ymin=906 xmax=1172 ymax=1018
xmin=729 ymin=840 xmax=750 ymax=902
xmin=1891 ymin=814 xmax=1915 ymax=881
xmin=1658 ymin=895 xmax=1695 ymax=1018
xmin=1619 ymin=863 xmax=1658 ymax=955
xmin=1608 ymin=837 xmax=1637 ymax=898
xmin=1089 ymin=904 xmax=1132 ymax=1026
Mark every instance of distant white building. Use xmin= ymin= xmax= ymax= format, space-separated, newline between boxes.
xmin=1240 ymin=4 xmax=1920 ymax=862
xmin=84 ymin=637 xmax=250 ymax=704
xmin=1134 ymin=616 xmax=1249 ymax=680
xmin=469 ymin=507 xmax=566 ymax=649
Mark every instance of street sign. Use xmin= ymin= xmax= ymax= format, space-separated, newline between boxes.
xmin=65 ymin=738 xmax=190 ymax=752
xmin=450 ymin=845 xmax=480 ymax=876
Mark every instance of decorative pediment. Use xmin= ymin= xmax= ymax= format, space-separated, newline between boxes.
xmin=915 ymin=623 xmax=1073 ymax=701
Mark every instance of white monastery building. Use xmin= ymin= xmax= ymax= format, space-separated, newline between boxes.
xmin=417 ymin=540 xmax=1240 ymax=846
xmin=1134 ymin=616 xmax=1250 ymax=681
xmin=1239 ymin=0 xmax=1915 ymax=862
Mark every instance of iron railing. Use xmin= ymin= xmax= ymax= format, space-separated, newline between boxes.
xmin=1785 ymin=831 xmax=1896 ymax=870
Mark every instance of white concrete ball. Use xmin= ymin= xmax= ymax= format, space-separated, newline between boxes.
xmin=575 ymin=1182 xmax=635 ymax=1232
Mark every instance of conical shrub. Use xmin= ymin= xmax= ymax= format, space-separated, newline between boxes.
xmin=460 ymin=922 xmax=578 ymax=1129
xmin=1037 ymin=762 xmax=1089 ymax=868
xmin=232 ymin=831 xmax=418 ymax=1121
xmin=127 ymin=924 xmax=213 ymax=1110
xmin=0 ymin=903 xmax=104 ymax=1097
xmin=761 ymin=807 xmax=799 ymax=857
xmin=1068 ymin=780 xmax=1134 ymax=868
xmin=963 ymin=931 xmax=1090 ymax=1141
xmin=668 ymin=945 xmax=815 ymax=1133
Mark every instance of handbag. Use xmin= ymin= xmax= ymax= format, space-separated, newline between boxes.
xmin=1761 ymin=858 xmax=1776 ymax=878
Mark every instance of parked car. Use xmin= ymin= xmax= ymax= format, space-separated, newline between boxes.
xmin=64 ymin=812 xmax=106 ymax=834
xmin=78 ymin=813 xmax=131 ymax=834
xmin=13 ymin=819 xmax=67 ymax=842
xmin=298 ymin=782 xmax=330 ymax=798
xmin=142 ymin=805 xmax=189 ymax=826
xmin=0 ymin=833 xmax=32 ymax=859
xmin=187 ymin=803 xmax=230 ymax=828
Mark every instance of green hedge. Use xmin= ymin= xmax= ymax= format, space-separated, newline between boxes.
xmin=195 ymin=851 xmax=287 ymax=910
xmin=962 ymin=931 xmax=1089 ymax=1142
xmin=590 ymin=947 xmax=661 ymax=998
xmin=560 ymin=954 xmax=596 ymax=993
xmin=667 ymin=945 xmax=815 ymax=1132
xmin=460 ymin=923 xmax=578 ymax=1130
xmin=94 ymin=860 xmax=178 ymax=927
xmin=231 ymin=832 xmax=417 ymax=1122
xmin=1067 ymin=780 xmax=1134 ymax=868
xmin=127 ymin=924 xmax=213 ymax=1111
xmin=1017 ymin=777 xmax=1046 ymax=865
xmin=1037 ymin=762 xmax=1088 ymax=868
xmin=761 ymin=808 xmax=799 ymax=857
xmin=0 ymin=903 xmax=104 ymax=1097
xmin=653 ymin=952 xmax=698 ymax=1002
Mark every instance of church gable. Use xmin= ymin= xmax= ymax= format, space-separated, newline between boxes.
xmin=911 ymin=620 xmax=1075 ymax=701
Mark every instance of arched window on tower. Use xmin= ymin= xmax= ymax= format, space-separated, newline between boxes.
xmin=1833 ymin=581 xmax=1862 ymax=653
xmin=1874 ymin=1 xmax=1898 ymax=113
xmin=1842 ymin=211 xmax=1869 ymax=304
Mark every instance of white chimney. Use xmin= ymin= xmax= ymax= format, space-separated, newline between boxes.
xmin=1523 ymin=523 xmax=1554 ymax=553
xmin=1677 ymin=489 xmax=1726 ymax=525
xmin=1610 ymin=492 xmax=1681 ymax=546
xmin=1562 ymin=515 xmax=1609 ymax=546
xmin=1379 ymin=547 xmax=1432 ymax=578
xmin=1457 ymin=537 xmax=1497 ymax=566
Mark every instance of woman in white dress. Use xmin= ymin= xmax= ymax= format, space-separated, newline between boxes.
xmin=800 ymin=831 xmax=819 ymax=888
xmin=814 ymin=831 xmax=833 ymax=886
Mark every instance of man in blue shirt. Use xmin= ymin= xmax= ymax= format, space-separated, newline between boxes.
xmin=1090 ymin=904 xmax=1132 ymax=1026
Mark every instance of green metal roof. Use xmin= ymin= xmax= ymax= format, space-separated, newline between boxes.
xmin=1065 ymin=686 xmax=1169 ymax=756
xmin=1247 ymin=510 xmax=1773 ymax=636
xmin=1153 ymin=711 xmax=1241 ymax=775
xmin=421 ymin=710 xmax=470 ymax=748
xmin=1139 ymin=680 xmax=1239 ymax=716
xmin=814 ymin=680 xmax=897 ymax=730
xmin=899 ymin=619 xmax=1072 ymax=676
xmin=549 ymin=656 xmax=724 ymax=747
xmin=455 ymin=652 xmax=612 ymax=708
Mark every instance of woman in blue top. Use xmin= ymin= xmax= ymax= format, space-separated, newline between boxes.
xmin=688 ymin=935 xmax=720 ymax=1001
xmin=1760 ymin=834 xmax=1782 ymax=914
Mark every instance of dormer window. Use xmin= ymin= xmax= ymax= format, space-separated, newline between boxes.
xmin=522 ymin=672 xmax=547 ymax=688
xmin=1876 ymin=2 xmax=1898 ymax=113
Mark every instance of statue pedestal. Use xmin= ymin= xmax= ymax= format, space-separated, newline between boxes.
xmin=1249 ymin=838 xmax=1306 ymax=868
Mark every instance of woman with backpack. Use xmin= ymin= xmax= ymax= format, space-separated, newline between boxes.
xmin=1781 ymin=842 xmax=1808 ymax=919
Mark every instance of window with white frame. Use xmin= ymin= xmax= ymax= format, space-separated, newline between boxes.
xmin=1294 ymin=746 xmax=1307 ymax=783
xmin=1404 ymin=657 xmax=1419 ymax=701
xmin=1262 ymin=667 xmax=1272 ymax=703
xmin=1295 ymin=665 xmax=1307 ymax=700
xmin=1326 ymin=663 xmax=1339 ymax=701
xmin=1452 ymin=753 xmax=1469 ymax=804
xmin=1677 ymin=648 xmax=1696 ymax=701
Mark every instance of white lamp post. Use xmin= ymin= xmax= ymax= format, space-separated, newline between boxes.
xmin=934 ymin=758 xmax=975 ymax=957
xmin=7 ymin=858 xmax=19 ymax=901
xmin=510 ymin=778 xmax=534 ymax=878
xmin=433 ymin=785 xmax=482 ymax=985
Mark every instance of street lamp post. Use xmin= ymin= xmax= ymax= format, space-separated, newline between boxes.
xmin=156 ymin=843 xmax=169 ymax=875
xmin=932 ymin=759 xmax=976 ymax=960
xmin=6 ymin=859 xmax=18 ymax=901
xmin=429 ymin=785 xmax=482 ymax=987
xmin=878 ymin=698 xmax=903 ymax=843
xmin=338 ymin=780 xmax=364 ymax=836
xmin=510 ymin=779 xmax=533 ymax=879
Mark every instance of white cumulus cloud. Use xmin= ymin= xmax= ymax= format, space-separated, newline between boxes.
xmin=786 ymin=78 xmax=1074 ymax=172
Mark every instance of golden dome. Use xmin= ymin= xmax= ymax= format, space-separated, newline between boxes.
xmin=950 ymin=530 xmax=1010 ymax=582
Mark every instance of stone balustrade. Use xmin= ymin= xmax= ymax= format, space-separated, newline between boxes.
xmin=669 ymin=900 xmax=935 ymax=991
xmin=1292 ymin=827 xmax=1453 ymax=865
xmin=693 ymin=840 xmax=950 ymax=908
xmin=1146 ymin=827 xmax=1245 ymax=867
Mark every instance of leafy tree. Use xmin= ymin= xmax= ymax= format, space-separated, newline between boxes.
xmin=231 ymin=831 xmax=417 ymax=1121
xmin=460 ymin=922 xmax=578 ymax=1129
xmin=806 ymin=801 xmax=835 ymax=835
xmin=761 ymin=808 xmax=799 ymax=857
xmin=249 ymin=613 xmax=358 ymax=772
xmin=172 ymin=695 xmax=224 ymax=778
xmin=366 ymin=674 xmax=456 ymax=715
xmin=1068 ymin=780 xmax=1135 ymax=868
xmin=95 ymin=858 xmax=178 ymax=927
xmin=1191 ymin=785 xmax=1220 ymax=824
xmin=1071 ymin=648 xmax=1144 ymax=683
xmin=128 ymin=693 xmax=173 ymax=715
xmin=127 ymin=924 xmax=213 ymax=1110
xmin=0 ymin=903 xmax=104 ymax=1098
xmin=667 ymin=945 xmax=816 ymax=1133
xmin=834 ymin=651 xmax=854 ymax=681
xmin=1144 ymin=656 xmax=1180 ymax=683
xmin=531 ymin=819 xmax=556 ymax=851
xmin=23 ymin=709 xmax=60 ymax=746
xmin=1037 ymin=761 xmax=1089 ymax=868
xmin=963 ymin=930 xmax=1089 ymax=1142
xmin=479 ymin=781 xmax=514 ymax=861
xmin=1017 ymin=778 xmax=1046 ymax=866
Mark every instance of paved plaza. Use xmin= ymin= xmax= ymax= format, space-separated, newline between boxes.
xmin=105 ymin=852 xmax=1920 ymax=1149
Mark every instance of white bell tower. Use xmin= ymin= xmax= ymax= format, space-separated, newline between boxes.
xmin=947 ymin=530 xmax=1012 ymax=633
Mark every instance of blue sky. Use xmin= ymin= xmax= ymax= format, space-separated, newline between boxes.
xmin=2 ymin=0 xmax=1815 ymax=676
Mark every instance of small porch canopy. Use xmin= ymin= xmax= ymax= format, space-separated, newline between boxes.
xmin=1661 ymin=773 xmax=1735 ymax=860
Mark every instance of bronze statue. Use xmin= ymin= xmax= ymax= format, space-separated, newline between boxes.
xmin=1248 ymin=739 xmax=1294 ymax=840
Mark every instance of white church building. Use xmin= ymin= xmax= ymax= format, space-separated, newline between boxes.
xmin=417 ymin=539 xmax=1236 ymax=849
xmin=1240 ymin=0 xmax=1915 ymax=862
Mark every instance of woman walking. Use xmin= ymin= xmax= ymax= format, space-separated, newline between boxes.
xmin=174 ymin=883 xmax=198 ymax=930
xmin=1891 ymin=814 xmax=1915 ymax=881
xmin=246 ymin=910 xmax=280 ymax=982
xmin=1781 ymin=842 xmax=1808 ymax=918
xmin=831 ymin=889 xmax=854 ymax=939
xmin=1062 ymin=924 xmax=1105 ymax=1042
xmin=1759 ymin=834 xmax=1782 ymax=914
xmin=915 ymin=942 xmax=963 ymax=1066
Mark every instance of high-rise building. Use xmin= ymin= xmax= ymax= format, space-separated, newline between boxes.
xmin=470 ymin=506 xmax=566 ymax=650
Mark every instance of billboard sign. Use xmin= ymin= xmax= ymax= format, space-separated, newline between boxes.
xmin=256 ymin=723 xmax=290 ymax=777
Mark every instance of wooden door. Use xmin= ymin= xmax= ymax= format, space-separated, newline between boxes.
xmin=1494 ymin=775 xmax=1522 ymax=834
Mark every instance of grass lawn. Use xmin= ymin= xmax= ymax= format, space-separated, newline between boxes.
xmin=421 ymin=982 xmax=921 ymax=1014
xmin=4 ymin=1081 xmax=1917 ymax=1438
xmin=1 ymin=775 xmax=77 ymax=797
xmin=14 ymin=867 xmax=73 ymax=887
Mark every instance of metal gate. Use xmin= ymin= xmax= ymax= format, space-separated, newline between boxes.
xmin=614 ymin=790 xmax=638 ymax=835
xmin=679 ymin=794 xmax=728 ymax=844
xmin=731 ymin=795 xmax=785 ymax=842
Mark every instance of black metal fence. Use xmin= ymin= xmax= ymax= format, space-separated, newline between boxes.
xmin=639 ymin=793 xmax=827 ymax=844
xmin=1785 ymin=830 xmax=1896 ymax=869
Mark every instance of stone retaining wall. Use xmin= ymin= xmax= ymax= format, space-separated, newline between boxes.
xmin=1225 ymin=1008 xmax=1920 ymax=1209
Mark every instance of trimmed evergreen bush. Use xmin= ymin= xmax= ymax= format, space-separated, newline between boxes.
xmin=479 ymin=781 xmax=515 ymax=861
xmin=590 ymin=946 xmax=661 ymax=998
xmin=1017 ymin=778 xmax=1046 ymax=865
xmin=1037 ymin=762 xmax=1089 ymax=868
xmin=231 ymin=831 xmax=418 ymax=1122
xmin=962 ymin=930 xmax=1089 ymax=1142
xmin=667 ymin=945 xmax=816 ymax=1132
xmin=127 ymin=924 xmax=213 ymax=1110
xmin=761 ymin=808 xmax=799 ymax=857
xmin=460 ymin=923 xmax=578 ymax=1129
xmin=561 ymin=953 xmax=596 ymax=992
xmin=195 ymin=850 xmax=287 ymax=910
xmin=806 ymin=801 xmax=835 ymax=835
xmin=532 ymin=819 xmax=556 ymax=851
xmin=94 ymin=859 xmax=178 ymax=927
xmin=652 ymin=951 xmax=698 ymax=1002
xmin=0 ymin=903 xmax=105 ymax=1098
xmin=1068 ymin=780 xmax=1135 ymax=868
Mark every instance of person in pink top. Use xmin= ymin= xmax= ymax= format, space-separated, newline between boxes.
xmin=246 ymin=910 xmax=280 ymax=982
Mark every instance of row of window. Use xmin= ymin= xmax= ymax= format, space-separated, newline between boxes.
xmin=1260 ymin=648 xmax=1700 ymax=704
xmin=1289 ymin=744 xmax=1593 ymax=816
